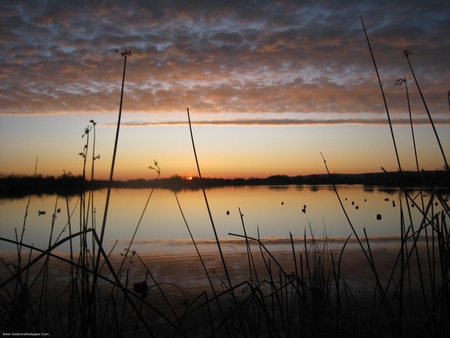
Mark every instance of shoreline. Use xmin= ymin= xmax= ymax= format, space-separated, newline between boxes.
xmin=1 ymin=170 xmax=449 ymax=198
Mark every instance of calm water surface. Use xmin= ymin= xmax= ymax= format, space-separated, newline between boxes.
xmin=0 ymin=185 xmax=446 ymax=254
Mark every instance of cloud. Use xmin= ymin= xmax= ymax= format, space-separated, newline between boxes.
xmin=109 ymin=116 xmax=450 ymax=127
xmin=0 ymin=1 xmax=449 ymax=121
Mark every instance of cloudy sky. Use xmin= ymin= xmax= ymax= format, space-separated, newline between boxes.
xmin=0 ymin=0 xmax=449 ymax=180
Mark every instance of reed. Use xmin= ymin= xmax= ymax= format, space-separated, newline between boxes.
xmin=402 ymin=50 xmax=449 ymax=172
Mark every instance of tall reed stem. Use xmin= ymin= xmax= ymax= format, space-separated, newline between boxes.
xmin=98 ymin=49 xmax=130 ymax=252
xmin=402 ymin=50 xmax=449 ymax=172
xmin=321 ymin=152 xmax=397 ymax=334
xmin=186 ymin=107 xmax=234 ymax=292
xmin=88 ymin=49 xmax=131 ymax=335
xmin=361 ymin=17 xmax=403 ymax=176
xmin=396 ymin=78 xmax=424 ymax=189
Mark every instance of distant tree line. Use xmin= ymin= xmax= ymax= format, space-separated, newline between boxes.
xmin=0 ymin=174 xmax=87 ymax=198
xmin=0 ymin=170 xmax=448 ymax=198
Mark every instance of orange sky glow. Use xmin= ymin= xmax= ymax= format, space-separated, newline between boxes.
xmin=0 ymin=1 xmax=449 ymax=180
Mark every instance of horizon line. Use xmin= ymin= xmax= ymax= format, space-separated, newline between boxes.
xmin=3 ymin=169 xmax=446 ymax=181
xmin=108 ymin=117 xmax=450 ymax=127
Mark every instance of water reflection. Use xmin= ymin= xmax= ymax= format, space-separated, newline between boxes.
xmin=0 ymin=185 xmax=447 ymax=254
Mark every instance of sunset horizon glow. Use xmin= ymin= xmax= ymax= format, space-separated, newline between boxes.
xmin=0 ymin=1 xmax=449 ymax=181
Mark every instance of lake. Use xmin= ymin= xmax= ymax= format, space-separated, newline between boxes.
xmin=1 ymin=184 xmax=448 ymax=337
xmin=0 ymin=184 xmax=446 ymax=255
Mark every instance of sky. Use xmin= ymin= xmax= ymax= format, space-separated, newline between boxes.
xmin=0 ymin=0 xmax=449 ymax=181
